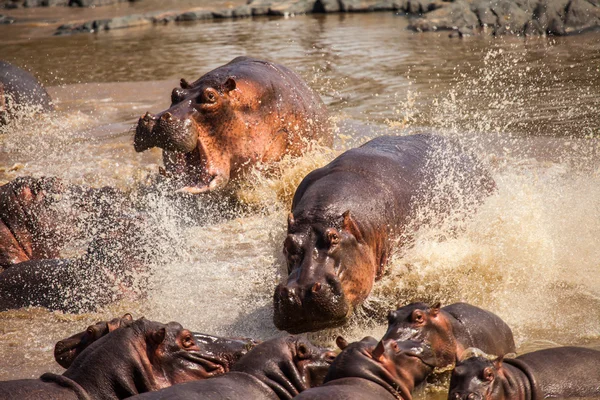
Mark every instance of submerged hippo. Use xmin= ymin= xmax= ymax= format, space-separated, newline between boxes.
xmin=449 ymin=347 xmax=600 ymax=400
xmin=0 ymin=317 xmax=241 ymax=399
xmin=382 ymin=302 xmax=516 ymax=369
xmin=296 ymin=336 xmax=434 ymax=400
xmin=0 ymin=60 xmax=53 ymax=124
xmin=131 ymin=335 xmax=335 ymax=400
xmin=54 ymin=314 xmax=258 ymax=371
xmin=134 ymin=56 xmax=332 ymax=193
xmin=274 ymin=134 xmax=496 ymax=333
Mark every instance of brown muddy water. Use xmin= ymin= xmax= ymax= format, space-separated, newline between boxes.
xmin=0 ymin=10 xmax=599 ymax=397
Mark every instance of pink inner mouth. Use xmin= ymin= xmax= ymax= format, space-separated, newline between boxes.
xmin=163 ymin=147 xmax=213 ymax=191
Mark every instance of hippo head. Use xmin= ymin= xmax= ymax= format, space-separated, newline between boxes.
xmin=327 ymin=336 xmax=434 ymax=400
xmin=383 ymin=302 xmax=456 ymax=368
xmin=232 ymin=335 xmax=336 ymax=395
xmin=134 ymin=76 xmax=239 ymax=193
xmin=273 ymin=211 xmax=377 ymax=333
xmin=54 ymin=313 xmax=134 ymax=369
xmin=449 ymin=355 xmax=505 ymax=400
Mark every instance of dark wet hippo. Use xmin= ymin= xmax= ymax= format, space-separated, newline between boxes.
xmin=449 ymin=346 xmax=600 ymax=400
xmin=54 ymin=313 xmax=134 ymax=368
xmin=382 ymin=302 xmax=516 ymax=369
xmin=0 ymin=60 xmax=53 ymax=124
xmin=0 ymin=176 xmax=132 ymax=270
xmin=0 ymin=317 xmax=244 ymax=399
xmin=0 ymin=177 xmax=155 ymax=312
xmin=296 ymin=336 xmax=434 ymax=400
xmin=130 ymin=335 xmax=336 ymax=400
xmin=133 ymin=56 xmax=332 ymax=193
xmin=273 ymin=134 xmax=496 ymax=333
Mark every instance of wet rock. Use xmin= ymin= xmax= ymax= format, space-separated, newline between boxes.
xmin=104 ymin=14 xmax=150 ymax=29
xmin=409 ymin=0 xmax=479 ymax=30
xmin=0 ymin=13 xmax=15 ymax=23
xmin=175 ymin=10 xmax=213 ymax=21
xmin=564 ymin=0 xmax=600 ymax=33
xmin=247 ymin=0 xmax=315 ymax=15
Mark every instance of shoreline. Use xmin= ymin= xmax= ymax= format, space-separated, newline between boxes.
xmin=1 ymin=0 xmax=599 ymax=38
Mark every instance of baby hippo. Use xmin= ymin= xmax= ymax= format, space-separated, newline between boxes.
xmin=0 ymin=318 xmax=247 ymax=399
xmin=449 ymin=347 xmax=600 ymax=400
xmin=131 ymin=335 xmax=336 ymax=400
xmin=295 ymin=336 xmax=434 ymax=400
xmin=383 ymin=302 xmax=515 ymax=369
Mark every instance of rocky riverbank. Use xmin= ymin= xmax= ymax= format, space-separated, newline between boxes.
xmin=2 ymin=0 xmax=600 ymax=36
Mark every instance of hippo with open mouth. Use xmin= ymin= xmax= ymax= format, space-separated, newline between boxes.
xmin=133 ymin=56 xmax=332 ymax=194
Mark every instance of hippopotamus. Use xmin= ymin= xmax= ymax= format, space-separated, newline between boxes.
xmin=382 ymin=302 xmax=516 ymax=369
xmin=273 ymin=134 xmax=496 ymax=333
xmin=0 ymin=176 xmax=133 ymax=270
xmin=0 ymin=317 xmax=249 ymax=399
xmin=0 ymin=176 xmax=156 ymax=312
xmin=0 ymin=60 xmax=53 ymax=124
xmin=295 ymin=336 xmax=434 ymax=400
xmin=133 ymin=56 xmax=332 ymax=193
xmin=54 ymin=313 xmax=134 ymax=368
xmin=130 ymin=335 xmax=336 ymax=400
xmin=54 ymin=314 xmax=258 ymax=370
xmin=449 ymin=346 xmax=600 ymax=400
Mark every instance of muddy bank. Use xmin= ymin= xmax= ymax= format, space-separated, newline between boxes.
xmin=2 ymin=0 xmax=599 ymax=36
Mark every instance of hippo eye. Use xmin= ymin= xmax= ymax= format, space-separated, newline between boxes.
xmin=182 ymin=334 xmax=195 ymax=349
xmin=482 ymin=367 xmax=494 ymax=382
xmin=411 ymin=311 xmax=425 ymax=324
xmin=297 ymin=344 xmax=309 ymax=359
xmin=200 ymin=88 xmax=219 ymax=104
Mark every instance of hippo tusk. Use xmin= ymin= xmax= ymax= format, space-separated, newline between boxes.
xmin=176 ymin=175 xmax=229 ymax=194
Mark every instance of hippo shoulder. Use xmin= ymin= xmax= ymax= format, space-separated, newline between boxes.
xmin=295 ymin=378 xmax=396 ymax=400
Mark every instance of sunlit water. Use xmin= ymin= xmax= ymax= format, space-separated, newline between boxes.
xmin=0 ymin=12 xmax=599 ymax=397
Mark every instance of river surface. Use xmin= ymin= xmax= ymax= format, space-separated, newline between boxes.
xmin=0 ymin=10 xmax=599 ymax=397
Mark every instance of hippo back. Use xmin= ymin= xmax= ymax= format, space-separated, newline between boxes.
xmin=509 ymin=346 xmax=600 ymax=398
xmin=444 ymin=302 xmax=516 ymax=357
xmin=0 ymin=61 xmax=53 ymax=115
xmin=129 ymin=372 xmax=278 ymax=400
xmin=294 ymin=378 xmax=397 ymax=400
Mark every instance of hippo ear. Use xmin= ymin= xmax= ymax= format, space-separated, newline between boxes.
xmin=430 ymin=302 xmax=441 ymax=317
xmin=148 ymin=327 xmax=166 ymax=346
xmin=180 ymin=78 xmax=191 ymax=89
xmin=336 ymin=336 xmax=349 ymax=351
xmin=223 ymin=77 xmax=236 ymax=92
xmin=288 ymin=212 xmax=296 ymax=230
xmin=372 ymin=341 xmax=385 ymax=362
xmin=342 ymin=211 xmax=364 ymax=243
xmin=493 ymin=356 xmax=504 ymax=369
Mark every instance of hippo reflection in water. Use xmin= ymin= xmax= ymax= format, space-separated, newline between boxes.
xmin=274 ymin=134 xmax=496 ymax=333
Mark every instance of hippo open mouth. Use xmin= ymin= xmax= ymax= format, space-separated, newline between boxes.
xmin=161 ymin=147 xmax=230 ymax=194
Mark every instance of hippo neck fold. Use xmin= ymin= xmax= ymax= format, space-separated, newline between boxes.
xmin=62 ymin=333 xmax=158 ymax=399
xmin=503 ymin=359 xmax=540 ymax=400
xmin=233 ymin=359 xmax=306 ymax=400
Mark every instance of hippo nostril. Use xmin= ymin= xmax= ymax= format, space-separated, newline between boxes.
xmin=311 ymin=282 xmax=322 ymax=293
xmin=324 ymin=351 xmax=337 ymax=363
xmin=467 ymin=394 xmax=477 ymax=400
xmin=161 ymin=112 xmax=173 ymax=122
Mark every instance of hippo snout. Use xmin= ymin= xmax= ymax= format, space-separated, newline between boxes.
xmin=133 ymin=111 xmax=198 ymax=153
xmin=273 ymin=276 xmax=350 ymax=333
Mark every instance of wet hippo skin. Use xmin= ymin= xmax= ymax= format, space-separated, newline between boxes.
xmin=0 ymin=60 xmax=53 ymax=125
xmin=129 ymin=335 xmax=335 ymax=400
xmin=449 ymin=346 xmax=600 ymax=400
xmin=295 ymin=336 xmax=434 ymax=400
xmin=134 ymin=56 xmax=332 ymax=194
xmin=0 ymin=318 xmax=237 ymax=399
xmin=382 ymin=302 xmax=516 ymax=369
xmin=274 ymin=134 xmax=496 ymax=333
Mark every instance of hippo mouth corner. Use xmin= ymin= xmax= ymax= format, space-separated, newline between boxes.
xmin=163 ymin=147 xmax=229 ymax=194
